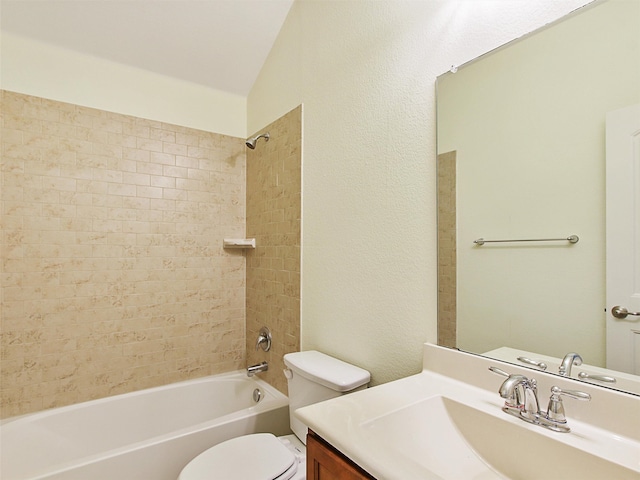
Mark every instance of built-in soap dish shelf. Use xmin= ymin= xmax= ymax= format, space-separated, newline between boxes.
xmin=223 ymin=238 xmax=256 ymax=249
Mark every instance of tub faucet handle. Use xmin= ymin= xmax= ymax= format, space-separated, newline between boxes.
xmin=255 ymin=326 xmax=272 ymax=351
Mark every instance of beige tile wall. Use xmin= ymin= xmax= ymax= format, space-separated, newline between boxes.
xmin=245 ymin=106 xmax=301 ymax=394
xmin=0 ymin=90 xmax=247 ymax=418
xmin=437 ymin=151 xmax=457 ymax=348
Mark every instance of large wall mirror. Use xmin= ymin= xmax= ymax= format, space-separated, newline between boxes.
xmin=436 ymin=0 xmax=640 ymax=395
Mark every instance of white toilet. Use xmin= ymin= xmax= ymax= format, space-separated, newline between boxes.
xmin=178 ymin=350 xmax=370 ymax=480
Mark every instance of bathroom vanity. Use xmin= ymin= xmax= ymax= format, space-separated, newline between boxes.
xmin=306 ymin=430 xmax=374 ymax=480
xmin=297 ymin=344 xmax=640 ymax=479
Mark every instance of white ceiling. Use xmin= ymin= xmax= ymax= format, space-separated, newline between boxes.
xmin=0 ymin=0 xmax=294 ymax=96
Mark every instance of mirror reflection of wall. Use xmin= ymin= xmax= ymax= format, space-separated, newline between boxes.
xmin=437 ymin=0 xmax=640 ymax=368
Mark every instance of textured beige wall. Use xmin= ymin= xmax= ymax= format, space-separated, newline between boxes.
xmin=248 ymin=0 xmax=591 ymax=386
xmin=245 ymin=106 xmax=301 ymax=394
xmin=0 ymin=91 xmax=247 ymax=418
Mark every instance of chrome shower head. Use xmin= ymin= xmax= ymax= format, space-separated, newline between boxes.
xmin=246 ymin=132 xmax=270 ymax=149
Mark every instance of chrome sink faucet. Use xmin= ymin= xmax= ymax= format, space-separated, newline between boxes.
xmin=490 ymin=367 xmax=590 ymax=433
xmin=492 ymin=367 xmax=540 ymax=421
xmin=559 ymin=352 xmax=583 ymax=377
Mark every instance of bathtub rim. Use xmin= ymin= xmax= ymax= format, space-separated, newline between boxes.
xmin=1 ymin=370 xmax=290 ymax=480
xmin=1 ymin=369 xmax=287 ymax=426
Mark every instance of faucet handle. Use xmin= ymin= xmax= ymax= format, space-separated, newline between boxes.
xmin=517 ymin=356 xmax=548 ymax=371
xmin=551 ymin=386 xmax=591 ymax=401
xmin=488 ymin=366 xmax=510 ymax=377
xmin=577 ymin=371 xmax=617 ymax=384
xmin=546 ymin=386 xmax=591 ymax=426
xmin=255 ymin=326 xmax=272 ymax=352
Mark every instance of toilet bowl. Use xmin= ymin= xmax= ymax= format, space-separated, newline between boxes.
xmin=177 ymin=351 xmax=370 ymax=480
xmin=177 ymin=433 xmax=305 ymax=480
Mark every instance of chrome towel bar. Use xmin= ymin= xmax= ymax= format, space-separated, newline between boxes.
xmin=473 ymin=235 xmax=579 ymax=246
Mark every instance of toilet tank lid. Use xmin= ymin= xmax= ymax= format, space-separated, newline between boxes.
xmin=283 ymin=350 xmax=370 ymax=392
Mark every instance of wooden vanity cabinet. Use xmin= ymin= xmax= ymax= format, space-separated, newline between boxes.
xmin=306 ymin=429 xmax=376 ymax=480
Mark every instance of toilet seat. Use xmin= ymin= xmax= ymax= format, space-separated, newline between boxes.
xmin=178 ymin=433 xmax=299 ymax=480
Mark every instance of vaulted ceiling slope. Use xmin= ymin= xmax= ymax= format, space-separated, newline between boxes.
xmin=1 ymin=0 xmax=294 ymax=96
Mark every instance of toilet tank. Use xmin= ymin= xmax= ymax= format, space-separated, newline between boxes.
xmin=283 ymin=350 xmax=370 ymax=443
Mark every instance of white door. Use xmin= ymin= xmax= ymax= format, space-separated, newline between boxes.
xmin=606 ymin=103 xmax=640 ymax=374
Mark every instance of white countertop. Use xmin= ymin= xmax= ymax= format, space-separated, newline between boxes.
xmin=295 ymin=344 xmax=640 ymax=480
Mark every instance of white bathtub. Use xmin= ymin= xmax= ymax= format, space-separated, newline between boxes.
xmin=0 ymin=371 xmax=290 ymax=480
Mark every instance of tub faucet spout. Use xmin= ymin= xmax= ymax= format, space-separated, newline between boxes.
xmin=247 ymin=361 xmax=269 ymax=377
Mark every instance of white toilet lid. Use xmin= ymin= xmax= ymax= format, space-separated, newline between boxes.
xmin=178 ymin=433 xmax=297 ymax=480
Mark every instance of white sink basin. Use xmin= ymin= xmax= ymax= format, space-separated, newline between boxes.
xmin=362 ymin=395 xmax=501 ymax=479
xmin=296 ymin=345 xmax=640 ymax=480
xmin=362 ymin=395 xmax=638 ymax=480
